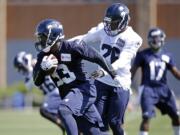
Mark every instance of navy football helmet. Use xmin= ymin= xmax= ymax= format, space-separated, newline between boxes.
xmin=13 ymin=51 xmax=33 ymax=75
xmin=103 ymin=3 xmax=130 ymax=36
xmin=35 ymin=19 xmax=64 ymax=53
xmin=148 ymin=28 xmax=166 ymax=50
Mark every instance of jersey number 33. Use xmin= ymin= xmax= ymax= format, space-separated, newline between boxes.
xmin=51 ymin=64 xmax=76 ymax=87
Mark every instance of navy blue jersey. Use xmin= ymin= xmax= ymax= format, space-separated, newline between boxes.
xmin=134 ymin=48 xmax=176 ymax=86
xmin=33 ymin=40 xmax=116 ymax=92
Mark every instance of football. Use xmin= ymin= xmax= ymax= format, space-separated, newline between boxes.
xmin=45 ymin=54 xmax=58 ymax=75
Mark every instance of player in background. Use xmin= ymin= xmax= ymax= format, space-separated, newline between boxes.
xmin=13 ymin=51 xmax=65 ymax=135
xmin=33 ymin=19 xmax=118 ymax=135
xmin=131 ymin=27 xmax=180 ymax=135
xmin=69 ymin=3 xmax=142 ymax=135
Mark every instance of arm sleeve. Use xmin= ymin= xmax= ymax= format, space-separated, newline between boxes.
xmin=164 ymin=54 xmax=176 ymax=69
xmin=33 ymin=53 xmax=46 ymax=86
xmin=73 ymin=41 xmax=117 ymax=79
xmin=133 ymin=52 xmax=143 ymax=68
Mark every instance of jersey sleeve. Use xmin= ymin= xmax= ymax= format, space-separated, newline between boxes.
xmin=33 ymin=53 xmax=46 ymax=86
xmin=72 ymin=41 xmax=117 ymax=79
xmin=162 ymin=53 xmax=176 ymax=69
xmin=133 ymin=51 xmax=144 ymax=68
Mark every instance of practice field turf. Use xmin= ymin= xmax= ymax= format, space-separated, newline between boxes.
xmin=0 ymin=108 xmax=172 ymax=135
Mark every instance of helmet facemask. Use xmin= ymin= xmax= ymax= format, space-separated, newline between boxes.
xmin=103 ymin=3 xmax=130 ymax=36
xmin=35 ymin=20 xmax=64 ymax=53
xmin=35 ymin=33 xmax=48 ymax=52
xmin=14 ymin=52 xmax=33 ymax=75
xmin=104 ymin=15 xmax=129 ymax=36
xmin=148 ymin=29 xmax=166 ymax=51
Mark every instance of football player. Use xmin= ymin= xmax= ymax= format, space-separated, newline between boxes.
xmin=131 ymin=28 xmax=180 ymax=135
xmin=13 ymin=51 xmax=65 ymax=135
xmin=69 ymin=3 xmax=142 ymax=135
xmin=33 ymin=19 xmax=118 ymax=135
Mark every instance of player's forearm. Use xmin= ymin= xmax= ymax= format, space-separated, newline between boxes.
xmin=33 ymin=65 xmax=45 ymax=86
xmin=174 ymin=71 xmax=180 ymax=80
xmin=84 ymin=46 xmax=117 ymax=79
xmin=94 ymin=56 xmax=117 ymax=79
xmin=130 ymin=66 xmax=138 ymax=80
xmin=171 ymin=67 xmax=180 ymax=80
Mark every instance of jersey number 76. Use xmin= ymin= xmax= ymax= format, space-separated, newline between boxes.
xmin=102 ymin=44 xmax=121 ymax=63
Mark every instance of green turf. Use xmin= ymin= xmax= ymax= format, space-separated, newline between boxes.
xmin=0 ymin=108 xmax=173 ymax=135
xmin=125 ymin=109 xmax=173 ymax=135
xmin=0 ymin=109 xmax=60 ymax=135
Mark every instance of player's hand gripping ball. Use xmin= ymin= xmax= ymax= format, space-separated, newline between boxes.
xmin=40 ymin=54 xmax=58 ymax=75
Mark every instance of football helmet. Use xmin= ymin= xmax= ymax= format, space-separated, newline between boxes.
xmin=35 ymin=19 xmax=64 ymax=53
xmin=13 ymin=51 xmax=33 ymax=75
xmin=103 ymin=3 xmax=130 ymax=36
xmin=148 ymin=28 xmax=166 ymax=50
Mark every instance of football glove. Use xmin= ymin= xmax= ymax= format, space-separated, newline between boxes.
xmin=40 ymin=54 xmax=58 ymax=71
xmin=90 ymin=69 xmax=104 ymax=79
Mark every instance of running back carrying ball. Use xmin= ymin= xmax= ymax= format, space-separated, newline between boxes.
xmin=40 ymin=54 xmax=58 ymax=75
